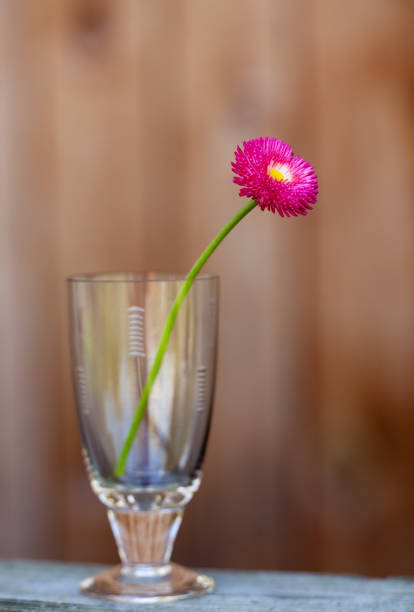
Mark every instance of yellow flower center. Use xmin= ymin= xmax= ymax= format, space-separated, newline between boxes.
xmin=269 ymin=167 xmax=285 ymax=182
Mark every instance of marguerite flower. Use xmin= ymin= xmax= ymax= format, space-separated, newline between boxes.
xmin=232 ymin=137 xmax=318 ymax=217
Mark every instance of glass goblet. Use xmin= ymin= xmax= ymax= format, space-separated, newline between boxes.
xmin=68 ymin=272 xmax=218 ymax=603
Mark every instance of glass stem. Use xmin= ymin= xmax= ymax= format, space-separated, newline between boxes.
xmin=108 ymin=508 xmax=183 ymax=569
xmin=114 ymin=199 xmax=257 ymax=477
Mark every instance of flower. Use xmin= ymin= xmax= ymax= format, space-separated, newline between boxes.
xmin=116 ymin=137 xmax=317 ymax=476
xmin=232 ymin=137 xmax=318 ymax=217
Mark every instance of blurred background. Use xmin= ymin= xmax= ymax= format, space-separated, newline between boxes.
xmin=1 ymin=0 xmax=414 ymax=577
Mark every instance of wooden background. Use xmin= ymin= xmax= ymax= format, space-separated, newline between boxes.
xmin=0 ymin=0 xmax=413 ymax=576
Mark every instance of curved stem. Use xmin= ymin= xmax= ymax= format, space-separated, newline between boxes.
xmin=114 ymin=199 xmax=257 ymax=477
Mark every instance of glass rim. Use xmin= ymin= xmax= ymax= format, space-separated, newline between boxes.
xmin=67 ymin=271 xmax=219 ymax=284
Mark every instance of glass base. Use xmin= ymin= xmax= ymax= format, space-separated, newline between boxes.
xmin=80 ymin=562 xmax=215 ymax=604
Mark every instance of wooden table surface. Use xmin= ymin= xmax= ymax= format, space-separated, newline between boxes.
xmin=0 ymin=560 xmax=413 ymax=611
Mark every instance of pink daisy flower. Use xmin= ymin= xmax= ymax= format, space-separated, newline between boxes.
xmin=232 ymin=137 xmax=318 ymax=217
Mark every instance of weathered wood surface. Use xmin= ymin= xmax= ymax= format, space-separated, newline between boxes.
xmin=0 ymin=561 xmax=413 ymax=612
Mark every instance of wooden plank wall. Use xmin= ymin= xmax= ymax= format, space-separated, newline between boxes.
xmin=0 ymin=1 xmax=63 ymax=558
xmin=56 ymin=0 xmax=190 ymax=561
xmin=0 ymin=0 xmax=413 ymax=575
xmin=315 ymin=0 xmax=414 ymax=575
xmin=182 ymin=0 xmax=321 ymax=571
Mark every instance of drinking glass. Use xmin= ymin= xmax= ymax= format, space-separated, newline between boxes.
xmin=68 ymin=272 xmax=219 ymax=603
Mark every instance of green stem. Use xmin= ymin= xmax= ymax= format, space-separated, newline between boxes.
xmin=114 ymin=199 xmax=257 ymax=477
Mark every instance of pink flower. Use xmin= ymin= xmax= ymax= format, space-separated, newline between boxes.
xmin=232 ymin=137 xmax=318 ymax=217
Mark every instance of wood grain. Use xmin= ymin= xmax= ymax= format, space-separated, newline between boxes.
xmin=0 ymin=0 xmax=63 ymax=559
xmin=315 ymin=0 xmax=414 ymax=575
xmin=1 ymin=560 xmax=414 ymax=611
xmin=177 ymin=0 xmax=322 ymax=571
xmin=0 ymin=0 xmax=413 ymax=575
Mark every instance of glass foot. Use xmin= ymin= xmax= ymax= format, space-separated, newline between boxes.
xmin=80 ymin=562 xmax=215 ymax=604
